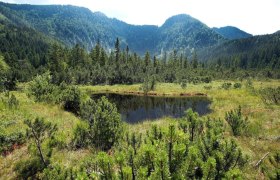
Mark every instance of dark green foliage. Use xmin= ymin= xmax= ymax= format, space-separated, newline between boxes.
xmin=204 ymin=85 xmax=212 ymax=90
xmin=74 ymin=114 xmax=247 ymax=179
xmin=24 ymin=118 xmax=57 ymax=167
xmin=1 ymin=92 xmax=19 ymax=109
xmin=72 ymin=121 xmax=89 ymax=149
xmin=140 ymin=76 xmax=157 ymax=95
xmin=0 ymin=16 xmax=51 ymax=82
xmin=233 ymin=82 xmax=242 ymax=89
xmin=0 ymin=55 xmax=16 ymax=91
xmin=96 ymin=152 xmax=116 ymax=179
xmin=225 ymin=106 xmax=248 ymax=136
xmin=192 ymin=52 xmax=199 ymax=69
xmin=47 ymin=44 xmax=68 ymax=84
xmin=28 ymin=72 xmax=82 ymax=114
xmin=115 ymin=151 xmax=127 ymax=179
xmin=180 ymin=80 xmax=187 ymax=89
xmin=214 ymin=139 xmax=247 ymax=178
xmin=27 ymin=72 xmax=55 ymax=102
xmin=259 ymin=87 xmax=280 ymax=105
xmin=137 ymin=144 xmax=156 ymax=177
xmin=7 ymin=94 xmax=19 ymax=109
xmin=180 ymin=108 xmax=204 ymax=141
xmin=14 ymin=157 xmax=46 ymax=179
xmin=58 ymin=85 xmax=81 ymax=114
xmin=1 ymin=2 xmax=280 ymax=84
xmin=200 ymin=33 xmax=280 ymax=71
xmin=201 ymin=76 xmax=212 ymax=83
xmin=151 ymin=150 xmax=170 ymax=179
xmin=245 ymin=79 xmax=253 ymax=88
xmin=261 ymin=152 xmax=280 ymax=179
xmin=15 ymin=118 xmax=57 ymax=178
xmin=1 ymin=72 xmax=17 ymax=91
xmin=42 ymin=165 xmax=87 ymax=179
xmin=221 ymin=82 xmax=232 ymax=90
xmin=0 ymin=55 xmax=10 ymax=75
xmin=0 ymin=130 xmax=25 ymax=155
xmin=79 ymin=97 xmax=122 ymax=151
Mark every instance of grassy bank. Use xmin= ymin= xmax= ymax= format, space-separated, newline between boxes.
xmin=0 ymin=91 xmax=82 ymax=179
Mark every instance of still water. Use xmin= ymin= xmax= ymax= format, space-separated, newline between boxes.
xmin=91 ymin=93 xmax=211 ymax=123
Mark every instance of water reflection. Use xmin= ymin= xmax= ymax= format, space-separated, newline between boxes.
xmin=91 ymin=93 xmax=211 ymax=123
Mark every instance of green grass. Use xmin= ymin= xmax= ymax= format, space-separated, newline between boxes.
xmin=1 ymin=80 xmax=280 ymax=179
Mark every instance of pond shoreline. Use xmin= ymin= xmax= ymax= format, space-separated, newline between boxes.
xmin=91 ymin=93 xmax=211 ymax=123
xmin=85 ymin=89 xmax=207 ymax=97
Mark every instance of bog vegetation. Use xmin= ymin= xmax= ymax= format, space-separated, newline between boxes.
xmin=0 ymin=37 xmax=280 ymax=179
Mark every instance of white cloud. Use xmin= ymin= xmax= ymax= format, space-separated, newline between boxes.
xmin=2 ymin=0 xmax=280 ymax=35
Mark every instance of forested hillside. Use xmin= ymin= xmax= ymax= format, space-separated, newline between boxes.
xmin=213 ymin=26 xmax=252 ymax=40
xmin=199 ymin=33 xmax=280 ymax=70
xmin=0 ymin=17 xmax=56 ymax=82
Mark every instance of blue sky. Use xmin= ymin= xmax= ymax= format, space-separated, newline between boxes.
xmin=2 ymin=0 xmax=280 ymax=35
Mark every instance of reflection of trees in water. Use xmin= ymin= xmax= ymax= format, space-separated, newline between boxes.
xmin=91 ymin=93 xmax=211 ymax=122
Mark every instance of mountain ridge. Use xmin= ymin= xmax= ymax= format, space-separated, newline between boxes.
xmin=1 ymin=1 xmax=278 ymax=71
xmin=0 ymin=2 xmax=228 ymax=55
xmin=212 ymin=26 xmax=252 ymax=40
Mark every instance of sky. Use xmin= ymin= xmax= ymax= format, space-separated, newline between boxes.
xmin=2 ymin=0 xmax=280 ymax=35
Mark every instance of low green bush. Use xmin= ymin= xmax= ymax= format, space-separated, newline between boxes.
xmin=28 ymin=72 xmax=82 ymax=114
xmin=221 ymin=82 xmax=232 ymax=90
xmin=14 ymin=157 xmax=45 ymax=179
xmin=76 ymin=97 xmax=123 ymax=151
xmin=27 ymin=71 xmax=56 ymax=102
xmin=259 ymin=87 xmax=280 ymax=105
xmin=1 ymin=92 xmax=19 ymax=109
xmin=233 ymin=82 xmax=242 ymax=89
xmin=204 ymin=85 xmax=212 ymax=90
xmin=225 ymin=106 xmax=248 ymax=136
xmin=57 ymin=85 xmax=81 ymax=114
xmin=0 ymin=130 xmax=25 ymax=155
xmin=180 ymin=80 xmax=187 ymax=89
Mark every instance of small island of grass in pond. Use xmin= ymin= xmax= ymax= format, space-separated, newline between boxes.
xmin=91 ymin=93 xmax=212 ymax=123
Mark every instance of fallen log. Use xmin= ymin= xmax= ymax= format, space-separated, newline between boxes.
xmin=254 ymin=152 xmax=270 ymax=168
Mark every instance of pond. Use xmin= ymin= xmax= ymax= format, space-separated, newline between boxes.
xmin=91 ymin=93 xmax=212 ymax=124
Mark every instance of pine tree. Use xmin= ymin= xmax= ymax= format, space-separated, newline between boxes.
xmin=183 ymin=108 xmax=203 ymax=141
xmin=145 ymin=51 xmax=150 ymax=67
xmin=115 ymin=38 xmax=120 ymax=63
xmin=225 ymin=106 xmax=248 ymax=136
xmin=80 ymin=97 xmax=123 ymax=150
xmin=192 ymin=51 xmax=198 ymax=69
xmin=24 ymin=118 xmax=57 ymax=167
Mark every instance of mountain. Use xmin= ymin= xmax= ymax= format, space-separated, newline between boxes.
xmin=158 ymin=14 xmax=224 ymax=54
xmin=212 ymin=26 xmax=252 ymax=40
xmin=0 ymin=3 xmax=118 ymax=50
xmin=275 ymin=30 xmax=280 ymax=34
xmin=198 ymin=33 xmax=280 ymax=69
xmin=0 ymin=2 xmax=225 ymax=55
